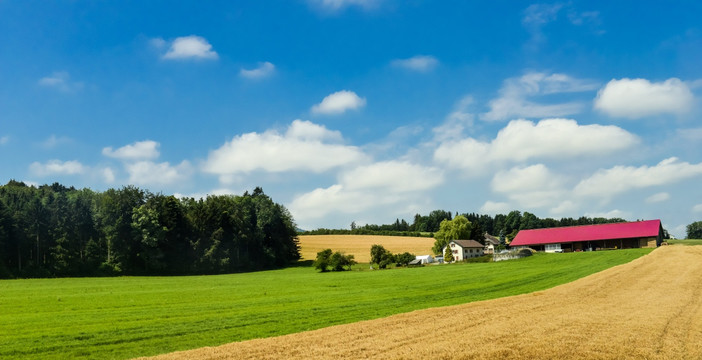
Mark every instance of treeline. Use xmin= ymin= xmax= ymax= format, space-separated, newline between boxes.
xmin=303 ymin=209 xmax=629 ymax=241
xmin=0 ymin=181 xmax=299 ymax=278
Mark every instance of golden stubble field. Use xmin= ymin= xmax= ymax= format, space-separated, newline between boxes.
xmin=143 ymin=245 xmax=702 ymax=360
xmin=297 ymin=234 xmax=436 ymax=263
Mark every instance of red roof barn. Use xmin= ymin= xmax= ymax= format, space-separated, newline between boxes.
xmin=510 ymin=219 xmax=663 ymax=252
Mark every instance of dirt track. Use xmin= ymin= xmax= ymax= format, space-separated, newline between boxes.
xmin=143 ymin=246 xmax=702 ymax=359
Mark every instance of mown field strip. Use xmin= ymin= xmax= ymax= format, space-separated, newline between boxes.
xmin=0 ymin=249 xmax=650 ymax=360
xmin=146 ymin=246 xmax=702 ymax=360
xmin=297 ymin=234 xmax=435 ymax=262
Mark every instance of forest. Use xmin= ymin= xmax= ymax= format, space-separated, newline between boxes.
xmin=303 ymin=209 xmax=638 ymax=244
xmin=0 ymin=181 xmax=300 ymax=278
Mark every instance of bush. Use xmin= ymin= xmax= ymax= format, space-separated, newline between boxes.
xmin=395 ymin=252 xmax=416 ymax=267
xmin=463 ymin=255 xmax=492 ymax=263
xmin=313 ymin=249 xmax=333 ymax=272
xmin=370 ymin=244 xmax=395 ymax=269
xmin=329 ymin=252 xmax=356 ymax=271
xmin=314 ymin=249 xmax=356 ymax=272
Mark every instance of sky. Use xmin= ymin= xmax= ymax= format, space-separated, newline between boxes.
xmin=1 ymin=1 xmax=702 ymax=237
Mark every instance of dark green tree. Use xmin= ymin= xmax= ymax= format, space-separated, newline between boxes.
xmin=395 ymin=252 xmax=415 ymax=266
xmin=687 ymin=221 xmax=702 ymax=239
xmin=314 ymin=249 xmax=333 ymax=272
xmin=329 ymin=251 xmax=356 ymax=271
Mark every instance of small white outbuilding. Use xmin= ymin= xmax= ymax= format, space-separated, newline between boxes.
xmin=415 ymin=255 xmax=434 ymax=264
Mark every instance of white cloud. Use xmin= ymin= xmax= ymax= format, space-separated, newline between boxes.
xmin=479 ymin=201 xmax=512 ymax=215
xmin=0 ymin=136 xmax=8 ymax=145
xmin=162 ymin=35 xmax=218 ymax=60
xmin=550 ymin=200 xmax=578 ymax=215
xmin=646 ymin=192 xmax=670 ymax=203
xmin=491 ymin=164 xmax=566 ymax=208
xmin=38 ymin=71 xmax=83 ymax=92
xmin=434 ymin=118 xmax=638 ymax=173
xmin=693 ymin=204 xmax=702 ymax=213
xmin=240 ymin=62 xmax=275 ymax=79
xmin=311 ymin=90 xmax=366 ymax=115
xmin=481 ymin=72 xmax=599 ymax=121
xmin=29 ymin=160 xmax=85 ymax=176
xmin=584 ymin=209 xmax=631 ymax=220
xmin=594 ymin=78 xmax=694 ymax=118
xmin=575 ymin=157 xmax=702 ymax=198
xmin=391 ymin=55 xmax=439 ymax=72
xmin=102 ymin=167 xmax=115 ymax=183
xmin=102 ymin=140 xmax=160 ymax=160
xmin=125 ymin=161 xmax=192 ymax=186
xmin=203 ymin=120 xmax=367 ymax=179
xmin=308 ymin=0 xmax=380 ymax=12
xmin=340 ymin=161 xmax=444 ymax=192
xmin=433 ymin=95 xmax=474 ymax=142
xmin=290 ymin=160 xmax=442 ymax=223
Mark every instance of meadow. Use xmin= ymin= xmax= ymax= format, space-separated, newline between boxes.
xmin=0 ymin=248 xmax=652 ymax=360
xmin=666 ymin=239 xmax=702 ymax=246
xmin=158 ymin=245 xmax=701 ymax=360
xmin=297 ymin=234 xmax=435 ymax=262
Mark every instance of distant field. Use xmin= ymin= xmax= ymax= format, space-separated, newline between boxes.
xmin=298 ymin=234 xmax=435 ymax=262
xmin=156 ymin=246 xmax=702 ymax=360
xmin=0 ymin=249 xmax=651 ymax=360
xmin=667 ymin=239 xmax=702 ymax=246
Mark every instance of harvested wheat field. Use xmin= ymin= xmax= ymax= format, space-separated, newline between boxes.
xmin=298 ymin=234 xmax=435 ymax=262
xmin=143 ymin=245 xmax=702 ymax=360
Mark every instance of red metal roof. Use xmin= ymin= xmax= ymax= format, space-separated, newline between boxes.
xmin=510 ymin=219 xmax=662 ymax=246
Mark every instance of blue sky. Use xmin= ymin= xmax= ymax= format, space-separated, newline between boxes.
xmin=2 ymin=1 xmax=702 ymax=237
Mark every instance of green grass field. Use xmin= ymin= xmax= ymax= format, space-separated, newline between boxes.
xmin=0 ymin=248 xmax=652 ymax=360
xmin=667 ymin=239 xmax=702 ymax=246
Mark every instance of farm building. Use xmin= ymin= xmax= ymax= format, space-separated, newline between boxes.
xmin=510 ymin=219 xmax=663 ymax=252
xmin=442 ymin=240 xmax=484 ymax=261
xmin=415 ymin=255 xmax=434 ymax=264
xmin=483 ymin=233 xmax=501 ymax=254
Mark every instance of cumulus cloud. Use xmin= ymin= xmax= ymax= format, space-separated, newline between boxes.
xmin=693 ymin=204 xmax=702 ymax=213
xmin=102 ymin=140 xmax=160 ymax=160
xmin=594 ymin=78 xmax=694 ymax=118
xmin=203 ymin=120 xmax=367 ymax=179
xmin=29 ymin=160 xmax=85 ymax=176
xmin=38 ymin=71 xmax=83 ymax=92
xmin=391 ymin=55 xmax=439 ymax=72
xmin=311 ymin=90 xmax=366 ymax=115
xmin=434 ymin=118 xmax=638 ymax=173
xmin=479 ymin=201 xmax=512 ymax=215
xmin=162 ymin=35 xmax=218 ymax=60
xmin=481 ymin=72 xmax=599 ymax=121
xmin=240 ymin=62 xmax=275 ymax=79
xmin=125 ymin=161 xmax=192 ymax=186
xmin=646 ymin=192 xmax=670 ymax=203
xmin=289 ymin=160 xmax=442 ymax=221
xmin=575 ymin=157 xmax=702 ymax=198
xmin=102 ymin=167 xmax=116 ymax=183
xmin=491 ymin=164 xmax=566 ymax=208
xmin=340 ymin=161 xmax=444 ymax=192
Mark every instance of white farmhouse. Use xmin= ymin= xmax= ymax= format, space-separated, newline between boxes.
xmin=442 ymin=240 xmax=484 ymax=261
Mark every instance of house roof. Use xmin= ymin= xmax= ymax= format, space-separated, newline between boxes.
xmin=510 ymin=219 xmax=662 ymax=247
xmin=450 ymin=239 xmax=484 ymax=248
xmin=483 ymin=233 xmax=500 ymax=245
